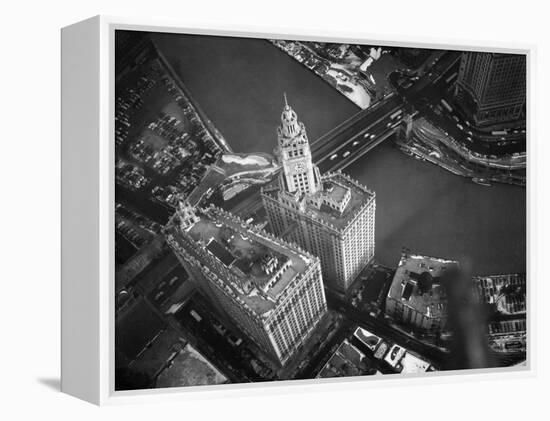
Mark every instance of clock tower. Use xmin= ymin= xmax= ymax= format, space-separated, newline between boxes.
xmin=276 ymin=93 xmax=320 ymax=196
xmin=263 ymin=92 xmax=377 ymax=294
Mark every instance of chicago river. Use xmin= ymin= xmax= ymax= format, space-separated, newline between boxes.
xmin=153 ymin=33 xmax=526 ymax=276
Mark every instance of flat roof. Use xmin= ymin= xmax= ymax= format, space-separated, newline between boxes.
xmin=325 ymin=182 xmax=349 ymax=203
xmin=263 ymin=172 xmax=374 ymax=231
xmin=353 ymin=327 xmax=382 ymax=352
xmin=387 ymin=253 xmax=459 ymax=320
xmin=155 ymin=343 xmax=228 ymax=388
xmin=167 ymin=206 xmax=313 ymax=317
xmin=400 ymin=352 xmax=431 ymax=374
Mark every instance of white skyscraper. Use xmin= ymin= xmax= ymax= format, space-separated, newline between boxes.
xmin=165 ymin=202 xmax=328 ymax=366
xmin=276 ymin=93 xmax=322 ymax=196
xmin=262 ymin=96 xmax=376 ymax=292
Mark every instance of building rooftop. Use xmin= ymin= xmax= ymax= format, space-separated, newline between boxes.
xmin=324 ymin=182 xmax=349 ymax=204
xmin=186 ymin=152 xmax=279 ymax=206
xmin=263 ymin=171 xmax=375 ymax=232
xmin=165 ymin=205 xmax=316 ymax=318
xmin=126 ymin=329 xmax=186 ymax=380
xmin=387 ymin=253 xmax=459 ymax=320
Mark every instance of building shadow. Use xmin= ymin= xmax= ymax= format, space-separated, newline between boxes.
xmin=37 ymin=377 xmax=61 ymax=392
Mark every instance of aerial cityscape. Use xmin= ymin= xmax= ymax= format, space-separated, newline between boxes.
xmin=114 ymin=31 xmax=527 ymax=390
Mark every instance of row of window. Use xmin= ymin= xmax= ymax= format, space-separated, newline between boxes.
xmin=287 ymin=148 xmax=305 ymax=158
xmin=268 ymin=274 xmax=325 ymax=356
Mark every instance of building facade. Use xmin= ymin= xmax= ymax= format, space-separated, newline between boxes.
xmin=164 ymin=202 xmax=328 ymax=366
xmin=474 ymin=274 xmax=526 ymax=353
xmin=454 ymin=52 xmax=526 ymax=127
xmin=261 ymin=96 xmax=376 ymax=292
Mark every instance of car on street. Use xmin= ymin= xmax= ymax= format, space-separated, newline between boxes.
xmin=214 ymin=323 xmax=227 ymax=335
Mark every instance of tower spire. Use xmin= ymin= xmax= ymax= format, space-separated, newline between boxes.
xmin=177 ymin=200 xmax=200 ymax=231
xmin=276 ymin=91 xmax=320 ymax=196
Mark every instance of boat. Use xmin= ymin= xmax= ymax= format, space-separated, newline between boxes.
xmin=472 ymin=177 xmax=492 ymax=187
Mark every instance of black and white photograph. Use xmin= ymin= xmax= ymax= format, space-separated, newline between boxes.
xmin=6 ymin=0 xmax=550 ymax=418
xmin=113 ymin=30 xmax=527 ymax=391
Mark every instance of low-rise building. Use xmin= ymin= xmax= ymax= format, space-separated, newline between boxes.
xmin=316 ymin=339 xmax=377 ymax=378
xmin=353 ymin=327 xmax=389 ymax=360
xmin=262 ymin=96 xmax=376 ymax=292
xmin=385 ymin=252 xmax=459 ymax=334
xmin=165 ymin=202 xmax=328 ymax=366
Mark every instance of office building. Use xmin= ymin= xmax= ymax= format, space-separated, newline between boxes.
xmin=164 ymin=201 xmax=328 ymax=366
xmin=385 ymin=252 xmax=459 ymax=334
xmin=262 ymin=95 xmax=376 ymax=292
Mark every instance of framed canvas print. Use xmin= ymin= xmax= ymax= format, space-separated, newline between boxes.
xmin=61 ymin=16 xmax=532 ymax=405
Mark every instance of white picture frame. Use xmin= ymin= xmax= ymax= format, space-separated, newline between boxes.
xmin=61 ymin=15 xmax=534 ymax=405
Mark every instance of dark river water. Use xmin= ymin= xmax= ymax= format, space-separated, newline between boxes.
xmin=153 ymin=33 xmax=526 ymax=276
